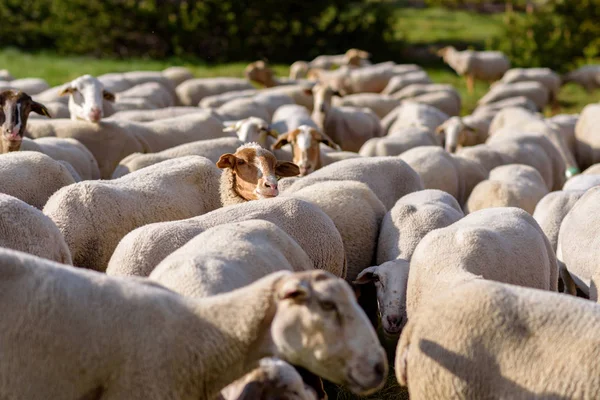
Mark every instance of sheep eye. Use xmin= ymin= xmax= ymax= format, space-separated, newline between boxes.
xmin=320 ymin=300 xmax=336 ymax=311
xmin=237 ymin=159 xmax=245 ymax=165
xmin=372 ymin=275 xmax=379 ymax=283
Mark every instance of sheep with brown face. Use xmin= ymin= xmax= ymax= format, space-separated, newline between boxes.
xmin=0 ymin=90 xmax=50 ymax=153
xmin=272 ymin=125 xmax=340 ymax=176
xmin=217 ymin=143 xmax=300 ymax=206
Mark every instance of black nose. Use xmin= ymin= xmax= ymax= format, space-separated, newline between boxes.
xmin=374 ymin=361 xmax=385 ymax=380
xmin=387 ymin=315 xmax=402 ymax=328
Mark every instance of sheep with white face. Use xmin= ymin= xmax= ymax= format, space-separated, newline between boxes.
xmin=60 ymin=75 xmax=115 ymax=123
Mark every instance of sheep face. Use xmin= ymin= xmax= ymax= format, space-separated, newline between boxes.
xmin=271 ymin=270 xmax=388 ymax=396
xmin=223 ymin=117 xmax=278 ymax=148
xmin=354 ymin=260 xmax=410 ymax=337
xmin=217 ymin=143 xmax=299 ymax=200
xmin=244 ymin=61 xmax=276 ymax=87
xmin=0 ymin=90 xmax=50 ymax=153
xmin=272 ymin=125 xmax=340 ymax=176
xmin=309 ymin=84 xmax=341 ymax=130
xmin=60 ymin=74 xmax=115 ymax=123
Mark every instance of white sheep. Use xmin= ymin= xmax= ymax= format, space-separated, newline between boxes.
xmin=478 ymin=81 xmax=550 ymax=110
xmin=106 ymin=106 xmax=207 ymax=122
xmin=58 ymin=74 xmax=116 ymax=122
xmin=438 ymin=46 xmax=510 ymax=93
xmin=310 ymin=48 xmax=372 ymax=69
xmin=562 ymin=64 xmax=600 ymax=92
xmin=0 ymin=151 xmax=76 ymax=209
xmin=456 ymin=144 xmax=508 ymax=173
xmin=106 ymin=197 xmax=347 ymax=279
xmin=0 ymin=250 xmax=387 ymax=399
xmin=244 ymin=61 xmax=309 ymax=88
xmin=435 ymin=114 xmax=491 ymax=153
xmin=43 ymin=156 xmax=222 ymax=271
xmin=113 ymin=81 xmax=176 ymax=109
xmin=471 ymin=95 xmax=538 ymax=117
xmin=222 ymin=117 xmax=279 ymax=148
xmin=284 ymin=180 xmax=386 ymax=282
xmin=332 ymin=93 xmax=401 ymax=119
xmin=161 ymin=66 xmax=194 ymax=87
xmin=280 ymin=156 xmax=424 ymax=210
xmin=150 ymin=219 xmax=314 ymax=297
xmin=406 ymin=207 xmax=558 ymax=319
xmin=359 ymin=127 xmax=440 ymax=157
xmin=97 ymin=71 xmax=175 ymax=94
xmin=497 ymin=67 xmax=561 ymax=104
xmin=381 ymin=71 xmax=432 ymax=95
xmin=396 ymin=279 xmax=600 ymax=399
xmin=199 ymin=89 xmax=259 ymax=108
xmin=340 ymin=62 xmax=423 ymax=94
xmin=562 ymin=174 xmax=600 ymax=191
xmin=466 ymin=164 xmax=549 ymax=214
xmin=271 ymin=104 xmax=318 ymax=134
xmin=112 ymin=137 xmax=243 ymax=178
xmin=0 ymin=193 xmax=72 ymax=264
xmin=575 ymin=103 xmax=600 ymax=170
xmin=547 ymin=113 xmax=578 ymax=158
xmin=533 ymin=190 xmax=584 ymax=252
xmin=381 ymin=101 xmax=449 ymax=135
xmin=409 ymin=89 xmax=462 ymax=117
xmin=0 ymin=78 xmax=50 ymax=95
xmin=176 ymin=77 xmax=254 ymax=106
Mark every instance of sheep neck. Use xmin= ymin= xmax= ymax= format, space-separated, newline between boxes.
xmin=219 ymin=168 xmax=249 ymax=207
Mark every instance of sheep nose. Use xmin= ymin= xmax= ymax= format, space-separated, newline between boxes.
xmin=386 ymin=315 xmax=402 ymax=329
xmin=89 ymin=108 xmax=102 ymax=121
xmin=264 ymin=180 xmax=278 ymax=191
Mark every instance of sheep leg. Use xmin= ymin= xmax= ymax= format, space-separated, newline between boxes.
xmin=466 ymin=74 xmax=475 ymax=95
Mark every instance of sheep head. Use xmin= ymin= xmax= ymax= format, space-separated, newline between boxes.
xmin=217 ymin=143 xmax=299 ymax=200
xmin=244 ymin=61 xmax=277 ymax=88
xmin=0 ymin=90 xmax=50 ymax=153
xmin=272 ymin=125 xmax=340 ymax=176
xmin=223 ymin=117 xmax=278 ymax=148
xmin=436 ymin=116 xmax=477 ymax=153
xmin=60 ymin=74 xmax=115 ymax=123
xmin=271 ymin=270 xmax=388 ymax=396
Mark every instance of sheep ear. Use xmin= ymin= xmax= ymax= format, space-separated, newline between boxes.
xmin=30 ymin=101 xmax=51 ymax=118
xmin=59 ymin=87 xmax=75 ymax=97
xmin=234 ymin=381 xmax=266 ymax=400
xmin=103 ymin=90 xmax=116 ymax=102
xmin=353 ymin=266 xmax=378 ymax=285
xmin=275 ymin=161 xmax=300 ymax=177
xmin=331 ymin=89 xmax=344 ymax=97
xmin=271 ymin=133 xmax=290 ymax=150
xmin=317 ymin=131 xmax=341 ymax=151
xmin=216 ymin=153 xmax=237 ymax=169
xmin=278 ymin=279 xmax=310 ymax=302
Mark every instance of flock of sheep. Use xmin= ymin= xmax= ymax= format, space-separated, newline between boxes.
xmin=2 ymin=46 xmax=600 ymax=399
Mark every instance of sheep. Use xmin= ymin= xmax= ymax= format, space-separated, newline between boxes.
xmin=106 ymin=197 xmax=347 ymax=278
xmin=0 ymin=193 xmax=72 ymax=264
xmin=409 ymin=90 xmax=462 ymax=117
xmin=562 ymin=174 xmax=600 ymax=191
xmin=283 ymin=180 xmax=386 ymax=282
xmin=271 ymin=104 xmax=318 ymax=134
xmin=396 ymin=279 xmax=600 ymax=399
xmin=465 ymin=164 xmax=549 ymax=214
xmin=332 ymin=93 xmax=401 ymax=119
xmin=272 ymin=125 xmax=340 ymax=176
xmin=406 ymin=207 xmax=558 ymax=320
xmin=106 ymin=106 xmax=206 ymax=122
xmin=438 ymin=46 xmax=510 ymax=93
xmin=381 ymin=101 xmax=449 ymax=135
xmin=43 ymin=156 xmax=221 ymax=271
xmin=478 ymin=81 xmax=550 ymax=111
xmin=497 ymin=67 xmax=561 ymax=104
xmin=583 ymin=163 xmax=600 ymax=175
xmin=0 ymin=152 xmax=76 ymax=209
xmin=309 ymin=83 xmax=382 ymax=152
xmin=281 ymin=156 xmax=424 ymax=210
xmin=26 ymin=111 xmax=226 ymax=178
xmin=381 ymin=71 xmax=432 ymax=95
xmin=375 ymin=189 xmax=463 ymax=265
xmin=487 ymin=106 xmax=542 ymax=135
xmin=0 ymin=78 xmax=50 ymax=95
xmin=310 ymin=48 xmax=372 ymax=69
xmin=18 ymin=137 xmax=100 ymax=181
xmin=575 ymin=103 xmax=600 ymax=170
xmin=435 ymin=114 xmax=491 ymax=153
xmin=548 ymin=113 xmax=578 ymax=157
xmin=222 ymin=117 xmax=279 ymax=148
xmin=199 ymin=89 xmax=259 ymax=108
xmin=456 ymin=144 xmax=508 ymax=173
xmin=219 ymin=358 xmax=319 ymax=400
xmin=217 ymin=143 xmax=300 ymax=207
xmin=533 ymin=190 xmax=584 ymax=252
xmin=245 ymin=61 xmax=307 ymax=88
xmin=358 ymin=127 xmax=440 ymax=157
xmin=161 ymin=66 xmax=194 ymax=87
xmin=27 ymin=101 xmax=69 ymax=119
xmin=150 ymin=219 xmax=313 ymax=297
xmin=562 ymin=64 xmax=600 ymax=92
xmin=259 ymin=84 xmax=315 ymax=111
xmin=176 ymin=77 xmax=254 ymax=106
xmin=58 ymin=74 xmax=115 ymax=122
xmin=0 ymin=90 xmax=51 ymax=153
xmin=557 ymin=186 xmax=600 ymax=296
xmin=330 ymin=62 xmax=423 ymax=95
xmin=215 ymin=97 xmax=271 ymax=122
xmin=0 ymin=250 xmax=387 ymax=399
xmin=97 ymin=71 xmax=176 ymax=94
xmin=112 ymin=137 xmax=243 ymax=178
xmin=113 ymin=81 xmax=176 ymax=109
xmin=391 ymin=83 xmax=457 ymax=101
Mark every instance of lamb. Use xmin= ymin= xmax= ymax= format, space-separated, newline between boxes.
xmin=217 ymin=143 xmax=300 ymax=206
xmin=0 ymin=78 xmax=50 ymax=95
xmin=478 ymin=81 xmax=550 ymax=111
xmin=112 ymin=137 xmax=242 ymax=178
xmin=533 ymin=190 xmax=584 ymax=252
xmin=283 ymin=180 xmax=386 ymax=282
xmin=280 ymin=156 xmax=424 ymax=210
xmin=223 ymin=117 xmax=279 ymax=148
xmin=176 ymin=77 xmax=254 ymax=106
xmin=381 ymin=101 xmax=449 ymax=135
xmin=556 ymin=186 xmax=600 ymax=296
xmin=575 ymin=103 xmax=600 ymax=170
xmin=562 ymin=64 xmax=600 ymax=92
xmin=396 ymin=279 xmax=600 ymax=399
xmin=466 ymin=164 xmax=548 ymax=214
xmin=0 ymin=152 xmax=76 ymax=209
xmin=354 ymin=190 xmax=463 ymax=335
xmin=435 ymin=114 xmax=491 ymax=153
xmin=438 ymin=46 xmax=510 ymax=93
xmin=0 ymin=250 xmax=388 ymax=400
xmin=106 ymin=197 xmax=347 ymax=278
xmin=332 ymin=93 xmax=401 ymax=119
xmin=497 ymin=67 xmax=561 ymax=104
xmin=26 ymin=111 xmax=226 ymax=178
xmin=199 ymin=89 xmax=259 ymax=108
xmin=0 ymin=194 xmax=72 ymax=264
xmin=309 ymin=83 xmax=383 ymax=152
xmin=358 ymin=127 xmax=440 ymax=157
xmin=272 ymin=125 xmax=340 ymax=176
xmin=43 ymin=156 xmax=222 ymax=271
xmin=150 ymin=219 xmax=314 ymax=297
xmin=219 ymin=358 xmax=319 ymax=400
xmin=381 ymin=71 xmax=432 ymax=95
xmin=58 ymin=74 xmax=116 ymax=122
xmin=106 ymin=106 xmax=206 ymax=122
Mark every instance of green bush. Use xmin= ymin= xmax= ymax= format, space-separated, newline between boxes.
xmin=0 ymin=0 xmax=397 ymax=63
xmin=492 ymin=0 xmax=600 ymax=72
